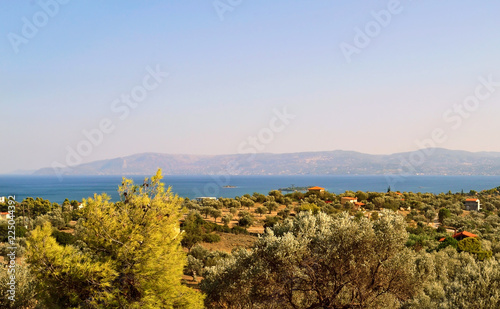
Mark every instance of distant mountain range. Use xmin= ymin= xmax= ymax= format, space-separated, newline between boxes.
xmin=31 ymin=148 xmax=500 ymax=176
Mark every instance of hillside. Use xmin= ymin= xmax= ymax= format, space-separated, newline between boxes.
xmin=33 ymin=148 xmax=500 ymax=176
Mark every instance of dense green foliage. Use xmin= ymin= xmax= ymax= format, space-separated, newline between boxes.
xmin=202 ymin=211 xmax=421 ymax=308
xmin=25 ymin=170 xmax=204 ymax=308
xmin=180 ymin=210 xmax=248 ymax=249
xmin=1 ymin=182 xmax=500 ymax=308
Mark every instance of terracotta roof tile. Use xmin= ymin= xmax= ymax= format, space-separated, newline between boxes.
xmin=452 ymin=231 xmax=478 ymax=238
xmin=308 ymin=186 xmax=325 ymax=190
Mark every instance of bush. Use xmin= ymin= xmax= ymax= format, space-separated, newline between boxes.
xmin=238 ymin=215 xmax=254 ymax=228
xmin=0 ymin=222 xmax=27 ymax=242
xmin=475 ymin=250 xmax=493 ymax=261
xmin=202 ymin=233 xmax=221 ymax=243
xmin=263 ymin=216 xmax=280 ymax=229
xmin=277 ymin=208 xmax=291 ymax=218
xmin=189 ymin=244 xmax=210 ymax=260
xmin=438 ymin=236 xmax=458 ymax=250
xmin=185 ymin=255 xmax=204 ymax=280
xmin=457 ymin=237 xmax=482 ymax=253
xmin=52 ymin=230 xmax=75 ymax=245
xmin=438 ymin=208 xmax=451 ymax=224
xmin=221 ymin=214 xmax=232 ymax=225
xmin=182 ymin=234 xmax=203 ymax=249
xmin=230 ymin=226 xmax=248 ymax=235
xmin=457 ymin=237 xmax=492 ymax=260
xmin=255 ymin=206 xmax=268 ymax=217
xmin=0 ymin=262 xmax=37 ymax=308
xmin=295 ymin=203 xmax=320 ymax=214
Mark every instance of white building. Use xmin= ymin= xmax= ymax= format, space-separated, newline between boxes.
xmin=464 ymin=198 xmax=481 ymax=211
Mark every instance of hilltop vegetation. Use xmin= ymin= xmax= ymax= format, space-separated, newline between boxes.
xmin=1 ymin=172 xmax=500 ymax=308
xmin=1 ymin=171 xmax=204 ymax=308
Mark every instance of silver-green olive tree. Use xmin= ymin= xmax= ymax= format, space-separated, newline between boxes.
xmin=201 ymin=210 xmax=422 ymax=309
xmin=406 ymin=247 xmax=500 ymax=309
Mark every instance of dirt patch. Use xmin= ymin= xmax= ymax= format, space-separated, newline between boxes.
xmin=182 ymin=274 xmax=203 ymax=291
xmin=199 ymin=232 xmax=258 ymax=253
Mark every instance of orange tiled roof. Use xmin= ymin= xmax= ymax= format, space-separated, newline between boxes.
xmin=465 ymin=198 xmax=479 ymax=202
xmin=452 ymin=231 xmax=478 ymax=239
xmin=308 ymin=186 xmax=325 ymax=190
xmin=342 ymin=197 xmax=357 ymax=200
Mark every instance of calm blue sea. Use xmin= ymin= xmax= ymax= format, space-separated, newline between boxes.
xmin=0 ymin=175 xmax=499 ymax=204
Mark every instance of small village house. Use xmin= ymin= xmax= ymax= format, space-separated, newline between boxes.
xmin=308 ymin=186 xmax=325 ymax=194
xmin=340 ymin=196 xmax=358 ymax=206
xmin=195 ymin=197 xmax=217 ymax=203
xmin=439 ymin=231 xmax=478 ymax=242
xmin=354 ymin=201 xmax=365 ymax=210
xmin=464 ymin=198 xmax=481 ymax=211
xmin=451 ymin=231 xmax=478 ymax=241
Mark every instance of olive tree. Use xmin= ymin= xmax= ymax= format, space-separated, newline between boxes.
xmin=405 ymin=247 xmax=500 ymax=309
xmin=202 ymin=210 xmax=422 ymax=308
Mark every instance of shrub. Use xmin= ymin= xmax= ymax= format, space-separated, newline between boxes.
xmin=202 ymin=233 xmax=221 ymax=243
xmin=457 ymin=237 xmax=482 ymax=253
xmin=457 ymin=237 xmax=492 ymax=260
xmin=185 ymin=255 xmax=204 ymax=281
xmin=189 ymin=244 xmax=210 ymax=261
xmin=52 ymin=230 xmax=75 ymax=246
xmin=438 ymin=236 xmax=458 ymax=250
xmin=238 ymin=215 xmax=254 ymax=228
xmin=437 ymin=226 xmax=447 ymax=233
xmin=295 ymin=203 xmax=320 ymax=214
xmin=263 ymin=216 xmax=280 ymax=229
xmin=438 ymin=208 xmax=451 ymax=224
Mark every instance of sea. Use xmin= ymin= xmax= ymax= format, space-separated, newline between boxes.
xmin=0 ymin=175 xmax=499 ymax=204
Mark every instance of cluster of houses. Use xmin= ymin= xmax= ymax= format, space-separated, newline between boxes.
xmin=308 ymin=187 xmax=483 ymax=212
xmin=308 ymin=187 xmax=366 ymax=210
xmin=307 ymin=187 xmax=483 ymax=243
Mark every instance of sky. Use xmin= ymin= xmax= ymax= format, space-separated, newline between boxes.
xmin=1 ymin=0 xmax=500 ymax=174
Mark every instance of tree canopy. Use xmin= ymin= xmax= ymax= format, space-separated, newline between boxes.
xmin=26 ymin=170 xmax=204 ymax=308
xmin=201 ymin=210 xmax=421 ymax=308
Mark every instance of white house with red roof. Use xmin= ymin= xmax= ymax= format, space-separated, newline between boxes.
xmin=464 ymin=198 xmax=481 ymax=211
xmin=340 ymin=196 xmax=358 ymax=205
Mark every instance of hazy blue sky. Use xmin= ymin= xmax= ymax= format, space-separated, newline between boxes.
xmin=1 ymin=1 xmax=500 ymax=173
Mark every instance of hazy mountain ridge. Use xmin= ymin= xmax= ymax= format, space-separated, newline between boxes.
xmin=32 ymin=148 xmax=500 ymax=176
